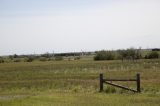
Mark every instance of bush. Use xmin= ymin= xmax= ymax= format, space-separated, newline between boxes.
xmin=74 ymin=56 xmax=81 ymax=60
xmin=145 ymin=51 xmax=159 ymax=59
xmin=0 ymin=57 xmax=4 ymax=63
xmin=9 ymin=55 xmax=13 ymax=60
xmin=39 ymin=57 xmax=48 ymax=62
xmin=55 ymin=56 xmax=63 ymax=61
xmin=94 ymin=50 xmax=115 ymax=60
xmin=13 ymin=59 xmax=21 ymax=62
xmin=117 ymin=48 xmax=142 ymax=60
xmin=47 ymin=58 xmax=54 ymax=61
xmin=41 ymin=52 xmax=52 ymax=58
xmin=13 ymin=54 xmax=18 ymax=58
xmin=24 ymin=57 xmax=34 ymax=62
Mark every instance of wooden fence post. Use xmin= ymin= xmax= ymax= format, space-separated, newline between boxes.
xmin=136 ymin=73 xmax=140 ymax=92
xmin=100 ymin=74 xmax=104 ymax=92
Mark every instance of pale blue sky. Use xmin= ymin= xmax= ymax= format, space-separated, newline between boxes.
xmin=0 ymin=0 xmax=160 ymax=55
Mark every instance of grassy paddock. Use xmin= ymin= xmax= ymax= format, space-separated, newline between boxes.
xmin=0 ymin=59 xmax=160 ymax=105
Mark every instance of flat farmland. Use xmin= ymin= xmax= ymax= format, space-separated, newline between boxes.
xmin=0 ymin=59 xmax=160 ymax=106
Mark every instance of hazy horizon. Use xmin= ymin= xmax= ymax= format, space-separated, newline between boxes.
xmin=0 ymin=0 xmax=160 ymax=55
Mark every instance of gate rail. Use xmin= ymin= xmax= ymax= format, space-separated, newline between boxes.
xmin=99 ymin=73 xmax=140 ymax=93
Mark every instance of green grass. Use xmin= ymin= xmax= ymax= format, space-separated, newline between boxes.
xmin=1 ymin=91 xmax=160 ymax=106
xmin=0 ymin=59 xmax=160 ymax=105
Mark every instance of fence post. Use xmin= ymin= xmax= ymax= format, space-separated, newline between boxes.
xmin=100 ymin=74 xmax=103 ymax=92
xmin=136 ymin=73 xmax=140 ymax=92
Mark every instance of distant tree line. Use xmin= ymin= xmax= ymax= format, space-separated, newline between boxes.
xmin=0 ymin=48 xmax=159 ymax=63
xmin=94 ymin=51 xmax=115 ymax=60
xmin=0 ymin=57 xmax=4 ymax=63
xmin=94 ymin=48 xmax=159 ymax=61
xmin=144 ymin=51 xmax=159 ymax=59
xmin=54 ymin=52 xmax=92 ymax=57
xmin=0 ymin=51 xmax=88 ymax=63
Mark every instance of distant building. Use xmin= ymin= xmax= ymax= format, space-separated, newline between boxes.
xmin=152 ymin=48 xmax=160 ymax=51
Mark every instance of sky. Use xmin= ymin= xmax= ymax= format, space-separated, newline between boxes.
xmin=0 ymin=0 xmax=160 ymax=55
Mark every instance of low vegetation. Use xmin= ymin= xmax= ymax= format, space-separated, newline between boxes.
xmin=145 ymin=51 xmax=159 ymax=59
xmin=0 ymin=48 xmax=159 ymax=63
xmin=94 ymin=50 xmax=115 ymax=60
xmin=0 ymin=57 xmax=4 ymax=63
xmin=55 ymin=56 xmax=63 ymax=61
xmin=0 ymin=48 xmax=160 ymax=105
xmin=0 ymin=58 xmax=160 ymax=105
xmin=94 ymin=48 xmax=159 ymax=61
xmin=24 ymin=57 xmax=34 ymax=62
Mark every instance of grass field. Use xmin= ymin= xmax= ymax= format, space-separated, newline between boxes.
xmin=0 ymin=59 xmax=160 ymax=106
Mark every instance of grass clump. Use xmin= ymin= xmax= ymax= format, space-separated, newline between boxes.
xmin=104 ymin=86 xmax=116 ymax=93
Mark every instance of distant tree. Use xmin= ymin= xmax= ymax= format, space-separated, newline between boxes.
xmin=24 ymin=57 xmax=34 ymax=62
xmin=117 ymin=48 xmax=141 ymax=62
xmin=0 ymin=57 xmax=4 ymax=63
xmin=9 ymin=55 xmax=14 ymax=60
xmin=13 ymin=54 xmax=18 ymax=58
xmin=55 ymin=56 xmax=63 ymax=61
xmin=41 ymin=52 xmax=51 ymax=58
xmin=117 ymin=49 xmax=127 ymax=61
xmin=74 ymin=56 xmax=81 ymax=60
xmin=39 ymin=57 xmax=48 ymax=62
xmin=13 ymin=59 xmax=21 ymax=62
xmin=135 ymin=49 xmax=142 ymax=59
xmin=127 ymin=48 xmax=136 ymax=56
xmin=94 ymin=50 xmax=115 ymax=61
xmin=145 ymin=51 xmax=159 ymax=59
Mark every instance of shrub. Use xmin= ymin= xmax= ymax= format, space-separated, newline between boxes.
xmin=117 ymin=50 xmax=127 ymax=60
xmin=13 ymin=59 xmax=21 ymax=62
xmin=74 ymin=56 xmax=81 ymax=60
xmin=0 ymin=57 xmax=4 ymax=63
xmin=24 ymin=57 xmax=34 ymax=62
xmin=13 ymin=54 xmax=18 ymax=58
xmin=41 ymin=52 xmax=52 ymax=58
xmin=55 ymin=56 xmax=63 ymax=61
xmin=145 ymin=51 xmax=159 ymax=59
xmin=94 ymin=50 xmax=115 ymax=60
xmin=117 ymin=48 xmax=142 ymax=61
xmin=9 ymin=55 xmax=13 ymax=60
xmin=47 ymin=58 xmax=54 ymax=61
xmin=39 ymin=57 xmax=48 ymax=62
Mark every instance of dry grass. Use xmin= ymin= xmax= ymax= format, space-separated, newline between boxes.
xmin=0 ymin=59 xmax=160 ymax=105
